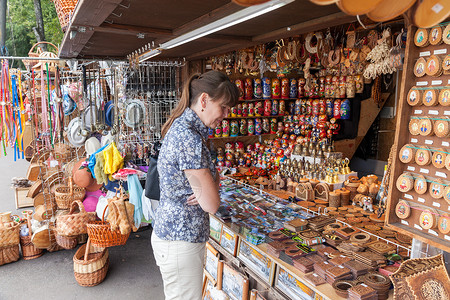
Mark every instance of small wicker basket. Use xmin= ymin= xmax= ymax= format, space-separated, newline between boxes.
xmin=73 ymin=239 xmax=109 ymax=287
xmin=0 ymin=244 xmax=20 ymax=266
xmin=20 ymin=235 xmax=44 ymax=260
xmin=55 ymin=178 xmax=86 ymax=210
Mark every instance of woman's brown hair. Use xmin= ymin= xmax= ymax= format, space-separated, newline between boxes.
xmin=161 ymin=70 xmax=239 ymax=137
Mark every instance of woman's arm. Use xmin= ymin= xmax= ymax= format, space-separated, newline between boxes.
xmin=184 ymin=168 xmax=220 ymax=214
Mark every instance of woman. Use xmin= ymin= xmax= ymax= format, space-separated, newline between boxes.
xmin=151 ymin=70 xmax=239 ymax=300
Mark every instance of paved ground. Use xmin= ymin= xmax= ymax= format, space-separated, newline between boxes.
xmin=0 ymin=147 xmax=164 ymax=300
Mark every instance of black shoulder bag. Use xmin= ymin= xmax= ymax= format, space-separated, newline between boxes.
xmin=144 ymin=142 xmax=161 ymax=200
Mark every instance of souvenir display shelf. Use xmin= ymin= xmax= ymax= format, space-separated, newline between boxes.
xmin=386 ymin=23 xmax=450 ymax=253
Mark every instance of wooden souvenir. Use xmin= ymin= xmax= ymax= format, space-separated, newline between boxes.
xmin=221 ymin=262 xmax=249 ymax=300
xmin=438 ymin=213 xmax=450 ymax=234
xmin=413 ymin=57 xmax=427 ymax=77
xmin=414 ymin=28 xmax=429 ymax=47
xmin=434 ymin=118 xmax=449 ymax=137
xmin=366 ymin=0 xmax=415 ymax=22
xmin=414 ymin=175 xmax=428 ymax=194
xmin=295 ymin=182 xmax=314 ymax=201
xmin=408 ymin=118 xmax=421 ymax=135
xmin=314 ymin=183 xmax=330 ymax=201
xmin=237 ymin=239 xmax=274 ymax=285
xmin=395 ymin=200 xmax=411 ymax=219
xmin=425 ymin=55 xmax=442 ymax=77
xmin=275 ymin=266 xmax=317 ymax=300
xmin=429 ymin=179 xmax=445 ymax=199
xmin=429 ymin=26 xmax=443 ymax=45
xmin=418 ymin=117 xmax=433 ymax=135
xmin=419 ymin=208 xmax=438 ymax=230
xmin=406 ymin=87 xmax=422 ymax=106
xmin=422 ymin=89 xmax=438 ymax=106
xmin=414 ymin=0 xmax=450 ymax=28
xmin=432 ymin=149 xmax=447 ymax=168
xmin=27 ymin=180 xmax=42 ymax=198
xmin=204 ymin=242 xmax=223 ymax=287
xmin=396 ymin=173 xmax=413 ymax=192
xmin=444 ymin=24 xmax=450 ymax=44
xmin=26 ymin=163 xmax=44 ymax=182
xmin=439 ymin=88 xmax=450 ymax=106
xmin=415 ymin=147 xmax=432 ymax=165
xmin=399 ymin=144 xmax=415 ymax=163
xmin=444 ymin=185 xmax=450 ymax=204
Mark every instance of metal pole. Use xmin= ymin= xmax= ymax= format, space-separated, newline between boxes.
xmin=0 ymin=0 xmax=6 ymax=51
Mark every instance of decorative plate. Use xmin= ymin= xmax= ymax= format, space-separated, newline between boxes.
xmin=419 ymin=209 xmax=438 ymax=230
xmin=399 ymin=144 xmax=415 ymax=163
xmin=439 ymin=88 xmax=450 ymax=106
xmin=415 ymin=147 xmax=431 ymax=166
xmin=418 ymin=117 xmax=433 ymax=136
xmin=432 ymin=149 xmax=447 ymax=168
xmin=446 ymin=153 xmax=450 ymax=171
xmin=408 ymin=118 xmax=420 ymax=135
xmin=414 ymin=175 xmax=428 ymax=194
xmin=429 ymin=26 xmax=443 ymax=45
xmin=438 ymin=213 xmax=450 ymax=234
xmin=425 ymin=55 xmax=442 ymax=77
xmin=444 ymin=186 xmax=450 ymax=205
xmin=434 ymin=119 xmax=449 ymax=137
xmin=414 ymin=57 xmax=427 ymax=77
xmin=429 ymin=179 xmax=445 ymax=199
xmin=444 ymin=24 xmax=450 ymax=45
xmin=422 ymin=89 xmax=437 ymax=106
xmin=443 ymin=55 xmax=450 ymax=72
xmin=414 ymin=28 xmax=429 ymax=47
xmin=396 ymin=173 xmax=413 ymax=193
xmin=395 ymin=200 xmax=411 ymax=219
xmin=406 ymin=87 xmax=422 ymax=106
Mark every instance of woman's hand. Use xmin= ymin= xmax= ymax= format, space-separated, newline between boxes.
xmin=186 ymin=194 xmax=199 ymax=206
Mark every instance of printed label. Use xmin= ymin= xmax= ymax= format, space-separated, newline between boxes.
xmin=416 ymin=81 xmax=428 ymax=86
xmin=425 ymin=140 xmax=433 ymax=145
xmin=428 ymin=229 xmax=438 ymax=236
xmin=433 ymin=202 xmax=441 ymax=208
xmin=445 ymin=235 xmax=450 ymax=241
xmin=361 ymin=284 xmax=368 ymax=288
xmin=414 ymin=224 xmax=423 ymax=230
xmin=404 ymin=194 xmax=413 ymax=200
xmin=442 ymin=141 xmax=450 ymax=147
xmin=436 ymin=171 xmax=447 ymax=178
xmin=418 ymin=197 xmax=425 ymax=203
xmin=313 ymin=273 xmax=318 ymax=277
xmin=444 ymin=111 xmax=450 ymax=116
xmin=428 ymin=110 xmax=438 ymax=115
xmin=407 ymin=166 xmax=415 ymax=171
xmin=431 ymin=81 xmax=442 ymax=86
xmin=419 ymin=51 xmax=431 ymax=57
xmin=434 ymin=49 xmax=447 ymax=55
xmin=432 ymin=3 xmax=443 ymax=13
xmin=411 ymin=138 xmax=418 ymax=143
xmin=414 ymin=110 xmax=423 ymax=114
xmin=338 ymin=265 xmax=344 ymax=269
xmin=420 ymin=168 xmax=429 ymax=174
xmin=401 ymin=220 xmax=409 ymax=225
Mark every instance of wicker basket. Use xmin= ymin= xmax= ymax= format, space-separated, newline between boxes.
xmin=0 ymin=223 xmax=20 ymax=248
xmin=55 ymin=178 xmax=86 ymax=210
xmin=23 ymin=42 xmax=59 ymax=71
xmin=56 ymin=200 xmax=97 ymax=236
xmin=20 ymin=235 xmax=44 ymax=260
xmin=0 ymin=244 xmax=20 ymax=266
xmin=55 ymin=233 xmax=78 ymax=250
xmin=73 ymin=240 xmax=109 ymax=287
xmin=52 ymin=0 xmax=78 ymax=31
xmin=86 ymin=206 xmax=130 ymax=248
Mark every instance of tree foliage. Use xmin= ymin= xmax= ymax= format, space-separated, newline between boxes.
xmin=5 ymin=0 xmax=63 ymax=67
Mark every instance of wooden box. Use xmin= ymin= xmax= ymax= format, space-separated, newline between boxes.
xmin=15 ymin=187 xmax=33 ymax=209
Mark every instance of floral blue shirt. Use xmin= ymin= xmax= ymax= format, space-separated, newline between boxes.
xmin=154 ymin=107 xmax=215 ymax=243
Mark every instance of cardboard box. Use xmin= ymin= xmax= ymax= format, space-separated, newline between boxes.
xmin=15 ymin=187 xmax=33 ymax=209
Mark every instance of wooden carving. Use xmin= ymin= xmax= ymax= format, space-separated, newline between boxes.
xmin=296 ymin=182 xmax=314 ymax=201
xmin=314 ymin=183 xmax=330 ymax=201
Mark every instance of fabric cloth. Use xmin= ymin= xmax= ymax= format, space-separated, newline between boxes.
xmin=103 ymin=142 xmax=124 ymax=178
xmin=153 ymin=107 xmax=216 ymax=243
xmin=127 ymin=173 xmax=143 ymax=228
xmin=151 ymin=232 xmax=205 ymax=300
xmin=94 ymin=151 xmax=108 ymax=185
xmin=88 ymin=143 xmax=109 ymax=178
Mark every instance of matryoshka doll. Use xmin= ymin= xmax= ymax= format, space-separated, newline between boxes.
xmin=235 ymin=141 xmax=244 ymax=154
xmin=333 ymin=99 xmax=342 ymax=119
xmin=214 ymin=123 xmax=222 ymax=138
xmin=339 ymin=75 xmax=346 ymax=98
xmin=262 ymin=77 xmax=271 ymax=99
xmin=346 ymin=75 xmax=355 ymax=98
xmin=272 ymin=99 xmax=279 ymax=115
xmin=340 ymin=99 xmax=351 ymax=120
xmin=289 ymin=78 xmax=298 ymax=99
xmin=255 ymin=101 xmax=263 ymax=116
xmin=240 ymin=119 xmax=248 ymax=136
xmin=235 ymin=79 xmax=244 ymax=101
xmin=330 ymin=76 xmax=338 ymax=98
xmin=262 ymin=118 xmax=270 ymax=133
xmin=230 ymin=120 xmax=239 ymax=137
xmin=279 ymin=100 xmax=286 ymax=116
xmin=248 ymin=103 xmax=254 ymax=117
xmin=255 ymin=118 xmax=262 ymax=135
xmin=270 ymin=118 xmax=277 ymax=134
xmin=224 ymin=142 xmax=234 ymax=154
xmin=237 ymin=103 xmax=242 ymax=117
xmin=312 ymin=99 xmax=320 ymax=116
xmin=319 ymin=77 xmax=325 ymax=98
xmin=222 ymin=120 xmax=230 ymax=137
xmin=355 ymin=74 xmax=364 ymax=93
xmin=319 ymin=99 xmax=326 ymax=115
xmin=247 ymin=119 xmax=254 ymax=135
xmin=329 ymin=117 xmax=340 ymax=134
xmin=295 ymin=99 xmax=302 ymax=115
xmin=312 ymin=76 xmax=319 ymax=98
xmin=264 ymin=99 xmax=272 ymax=116
xmin=301 ymin=99 xmax=307 ymax=114
xmin=278 ymin=121 xmax=284 ymax=133
xmin=244 ymin=78 xmax=253 ymax=100
xmin=281 ymin=78 xmax=290 ymax=99
xmin=208 ymin=128 xmax=214 ymax=138
xmin=272 ymin=78 xmax=281 ymax=99
xmin=253 ymin=78 xmax=263 ymax=99
xmin=298 ymin=77 xmax=306 ymax=98
xmin=306 ymin=99 xmax=313 ymax=115
xmin=325 ymin=75 xmax=332 ymax=98
xmin=242 ymin=103 xmax=248 ymax=117
xmin=289 ymin=101 xmax=295 ymax=115
xmin=230 ymin=105 xmax=238 ymax=117
xmin=217 ymin=155 xmax=225 ymax=167
xmin=326 ymin=98 xmax=334 ymax=118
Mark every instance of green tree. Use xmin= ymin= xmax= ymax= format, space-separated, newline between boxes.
xmin=5 ymin=0 xmax=63 ymax=68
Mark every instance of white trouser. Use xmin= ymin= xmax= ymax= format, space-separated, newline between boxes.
xmin=151 ymin=231 xmax=206 ymax=300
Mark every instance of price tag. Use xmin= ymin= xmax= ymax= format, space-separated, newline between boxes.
xmin=338 ymin=265 xmax=344 ymax=269
xmin=419 ymin=51 xmax=431 ymax=57
xmin=404 ymin=194 xmax=413 ymax=200
xmin=433 ymin=202 xmax=441 ymax=208
xmin=434 ymin=49 xmax=447 ymax=55
xmin=436 ymin=171 xmax=447 ymax=178
xmin=313 ymin=273 xmax=318 ymax=277
xmin=401 ymin=220 xmax=409 ymax=225
xmin=414 ymin=224 xmax=423 ymax=230
xmin=411 ymin=138 xmax=418 ymax=143
xmin=324 ymin=262 xmax=329 ymax=265
xmin=445 ymin=235 xmax=450 ymax=241
xmin=416 ymin=81 xmax=428 ymax=86
xmin=431 ymin=81 xmax=443 ymax=86
xmin=445 ymin=111 xmax=450 ymax=116
xmin=428 ymin=110 xmax=438 ymax=115
xmin=443 ymin=141 xmax=450 ymax=147
xmin=418 ymin=197 xmax=425 ymax=203
xmin=361 ymin=284 xmax=368 ymax=288
xmin=420 ymin=168 xmax=429 ymax=174
xmin=407 ymin=166 xmax=415 ymax=171
xmin=428 ymin=229 xmax=438 ymax=236
xmin=448 ymin=79 xmax=450 ymax=85
xmin=414 ymin=110 xmax=423 ymax=114
xmin=425 ymin=140 xmax=433 ymax=145
xmin=432 ymin=3 xmax=444 ymax=13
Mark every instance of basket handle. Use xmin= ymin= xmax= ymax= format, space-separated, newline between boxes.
xmin=28 ymin=41 xmax=59 ymax=55
xmin=84 ymin=238 xmax=91 ymax=261
xmin=68 ymin=200 xmax=85 ymax=215
xmin=101 ymin=203 xmax=109 ymax=222
xmin=69 ymin=177 xmax=74 ymax=196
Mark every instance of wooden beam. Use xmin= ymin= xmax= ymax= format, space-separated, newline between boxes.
xmin=96 ymin=23 xmax=172 ymax=37
xmin=186 ymin=42 xmax=259 ymax=60
xmin=253 ymin=12 xmax=355 ymax=43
